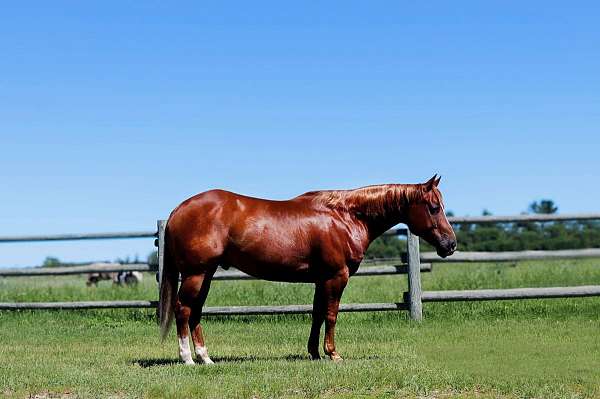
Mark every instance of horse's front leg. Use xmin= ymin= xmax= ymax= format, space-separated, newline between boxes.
xmin=321 ymin=269 xmax=349 ymax=361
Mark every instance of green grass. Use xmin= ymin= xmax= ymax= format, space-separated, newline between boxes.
xmin=1 ymin=259 xmax=600 ymax=398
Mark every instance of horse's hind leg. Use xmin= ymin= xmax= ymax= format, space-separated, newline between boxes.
xmin=189 ymin=268 xmax=217 ymax=364
xmin=308 ymin=284 xmax=326 ymax=360
xmin=175 ymin=274 xmax=205 ymax=365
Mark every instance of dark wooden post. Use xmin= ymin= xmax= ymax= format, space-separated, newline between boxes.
xmin=407 ymin=230 xmax=423 ymax=321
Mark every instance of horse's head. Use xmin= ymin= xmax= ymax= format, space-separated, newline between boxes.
xmin=405 ymin=175 xmax=457 ymax=258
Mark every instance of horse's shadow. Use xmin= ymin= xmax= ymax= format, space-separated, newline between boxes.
xmin=133 ymin=358 xmax=180 ymax=368
xmin=133 ymin=354 xmax=306 ymax=368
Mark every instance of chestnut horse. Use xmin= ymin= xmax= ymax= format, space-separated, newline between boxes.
xmin=159 ymin=175 xmax=456 ymax=364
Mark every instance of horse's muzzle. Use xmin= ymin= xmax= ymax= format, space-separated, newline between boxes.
xmin=437 ymin=239 xmax=457 ymax=258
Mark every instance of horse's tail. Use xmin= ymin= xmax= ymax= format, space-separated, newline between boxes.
xmin=159 ymin=224 xmax=178 ymax=342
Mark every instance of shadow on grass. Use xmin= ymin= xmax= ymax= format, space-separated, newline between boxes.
xmin=133 ymin=354 xmax=307 ymax=367
xmin=133 ymin=358 xmax=180 ymax=367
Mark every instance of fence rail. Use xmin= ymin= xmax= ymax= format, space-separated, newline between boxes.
xmin=0 ymin=263 xmax=432 ymax=278
xmin=0 ymin=300 xmax=408 ymax=313
xmin=0 ymin=263 xmax=155 ymax=277
xmin=358 ymin=248 xmax=600 ymax=265
xmin=0 ymin=231 xmax=155 ymax=243
xmin=446 ymin=213 xmax=600 ymax=224
xmin=420 ymin=285 xmax=600 ymax=302
xmin=5 ymin=285 xmax=600 ymax=311
xmin=384 ymin=213 xmax=600 ymax=236
xmin=0 ymin=300 xmax=156 ymax=310
xmin=419 ymin=248 xmax=600 ymax=263
xmin=4 ymin=247 xmax=598 ymax=277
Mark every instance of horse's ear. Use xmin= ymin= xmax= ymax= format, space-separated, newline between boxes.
xmin=434 ymin=175 xmax=441 ymax=187
xmin=424 ymin=174 xmax=438 ymax=192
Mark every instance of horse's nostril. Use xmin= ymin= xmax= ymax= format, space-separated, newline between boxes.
xmin=444 ymin=241 xmax=457 ymax=254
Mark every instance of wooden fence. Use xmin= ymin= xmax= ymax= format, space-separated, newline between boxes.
xmin=155 ymin=214 xmax=600 ymax=321
xmin=1 ymin=214 xmax=600 ymax=317
xmin=0 ymin=222 xmax=427 ymax=310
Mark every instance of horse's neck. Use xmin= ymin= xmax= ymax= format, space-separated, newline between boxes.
xmin=362 ymin=212 xmax=405 ymax=241
xmin=344 ymin=184 xmax=417 ymax=240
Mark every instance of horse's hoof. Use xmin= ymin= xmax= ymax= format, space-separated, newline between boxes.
xmin=309 ymin=353 xmax=321 ymax=361
xmin=183 ymin=359 xmax=195 ymax=365
xmin=196 ymin=346 xmax=214 ymax=364
xmin=330 ymin=353 xmax=343 ymax=362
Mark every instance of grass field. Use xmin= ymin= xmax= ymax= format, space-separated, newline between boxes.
xmin=1 ymin=259 xmax=599 ymax=398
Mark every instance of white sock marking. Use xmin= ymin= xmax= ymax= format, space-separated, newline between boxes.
xmin=178 ymin=336 xmax=194 ymax=365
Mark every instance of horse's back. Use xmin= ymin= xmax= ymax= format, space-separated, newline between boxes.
xmin=167 ymin=189 xmax=332 ymax=278
xmin=167 ymin=190 xmax=309 ymax=248
xmin=169 ymin=189 xmax=315 ymax=226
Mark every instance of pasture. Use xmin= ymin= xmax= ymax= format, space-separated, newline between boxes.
xmin=1 ymin=259 xmax=599 ymax=398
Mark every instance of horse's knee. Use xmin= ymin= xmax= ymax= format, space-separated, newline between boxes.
xmin=326 ymin=312 xmax=337 ymax=325
xmin=175 ymin=302 xmax=191 ymax=323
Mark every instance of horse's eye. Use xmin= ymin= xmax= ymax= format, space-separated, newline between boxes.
xmin=428 ymin=205 xmax=441 ymax=214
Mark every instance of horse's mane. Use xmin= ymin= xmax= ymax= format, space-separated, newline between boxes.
xmin=304 ymin=184 xmax=423 ymax=217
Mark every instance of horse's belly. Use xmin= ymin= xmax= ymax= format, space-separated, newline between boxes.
xmin=223 ymin=255 xmax=315 ymax=283
xmin=223 ymin=223 xmax=318 ymax=281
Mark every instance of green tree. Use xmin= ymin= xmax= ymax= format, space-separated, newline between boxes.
xmin=42 ymin=256 xmax=61 ymax=268
xmin=529 ymin=199 xmax=558 ymax=214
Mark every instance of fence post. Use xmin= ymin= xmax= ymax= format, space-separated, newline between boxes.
xmin=156 ymin=220 xmax=166 ymax=303
xmin=407 ymin=230 xmax=423 ymax=321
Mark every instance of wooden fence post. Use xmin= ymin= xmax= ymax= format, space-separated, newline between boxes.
xmin=407 ymin=230 xmax=423 ymax=321
xmin=156 ymin=220 xmax=166 ymax=303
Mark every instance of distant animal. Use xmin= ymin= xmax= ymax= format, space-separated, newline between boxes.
xmin=159 ymin=175 xmax=456 ymax=364
xmin=115 ymin=271 xmax=143 ymax=285
xmin=86 ymin=270 xmax=143 ymax=286
xmin=86 ymin=272 xmax=112 ymax=286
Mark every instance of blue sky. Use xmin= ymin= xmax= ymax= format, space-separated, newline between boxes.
xmin=1 ymin=1 xmax=599 ymax=267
